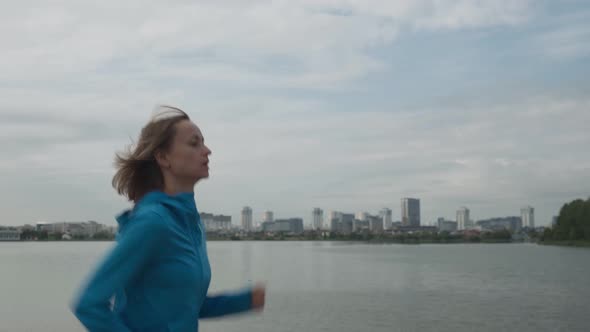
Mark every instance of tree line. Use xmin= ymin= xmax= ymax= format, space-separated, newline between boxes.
xmin=542 ymin=198 xmax=590 ymax=243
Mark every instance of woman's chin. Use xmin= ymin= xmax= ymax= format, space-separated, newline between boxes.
xmin=195 ymin=171 xmax=210 ymax=183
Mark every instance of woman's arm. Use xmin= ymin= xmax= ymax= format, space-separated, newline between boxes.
xmin=199 ymin=284 xmax=265 ymax=319
xmin=71 ymin=211 xmax=167 ymax=331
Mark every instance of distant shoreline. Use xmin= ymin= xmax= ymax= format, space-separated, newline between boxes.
xmin=5 ymin=239 xmax=589 ymax=248
xmin=4 ymin=238 xmax=514 ymax=244
xmin=7 ymin=237 xmax=589 ymax=247
xmin=538 ymin=240 xmax=590 ymax=248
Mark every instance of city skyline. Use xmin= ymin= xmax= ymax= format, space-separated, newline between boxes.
xmin=0 ymin=200 xmax=552 ymax=229
xmin=1 ymin=202 xmax=538 ymax=233
xmin=1 ymin=1 xmax=589 ymax=227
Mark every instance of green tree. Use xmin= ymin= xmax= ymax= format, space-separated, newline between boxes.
xmin=549 ymin=197 xmax=590 ymax=242
xmin=92 ymin=231 xmax=115 ymax=240
xmin=541 ymin=228 xmax=553 ymax=241
xmin=37 ymin=230 xmax=49 ymax=241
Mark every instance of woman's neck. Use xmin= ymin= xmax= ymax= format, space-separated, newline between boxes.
xmin=162 ymin=178 xmax=194 ymax=196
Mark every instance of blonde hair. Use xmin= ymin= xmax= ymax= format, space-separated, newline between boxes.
xmin=112 ymin=106 xmax=190 ymax=202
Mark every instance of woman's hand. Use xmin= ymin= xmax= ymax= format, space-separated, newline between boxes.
xmin=251 ymin=284 xmax=266 ymax=311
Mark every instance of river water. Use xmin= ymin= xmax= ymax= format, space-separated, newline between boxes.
xmin=1 ymin=241 xmax=588 ymax=331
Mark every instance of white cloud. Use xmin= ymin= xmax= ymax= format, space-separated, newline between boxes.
xmin=1 ymin=1 xmax=588 ymax=227
xmin=538 ymin=24 xmax=590 ymax=59
xmin=193 ymin=93 xmax=590 ymax=224
xmin=532 ymin=8 xmax=590 ymax=59
xmin=0 ymin=0 xmax=531 ymax=86
xmin=2 ymin=91 xmax=588 ymax=225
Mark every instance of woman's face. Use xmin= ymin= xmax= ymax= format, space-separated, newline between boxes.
xmin=163 ymin=119 xmax=212 ymax=184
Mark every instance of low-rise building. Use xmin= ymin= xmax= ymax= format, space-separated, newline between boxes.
xmin=476 ymin=217 xmax=521 ymax=232
xmin=262 ymin=218 xmax=304 ymax=235
xmin=200 ymin=213 xmax=232 ymax=231
xmin=392 ymin=225 xmax=438 ymax=234
xmin=0 ymin=229 xmax=21 ymax=241
xmin=36 ymin=221 xmax=107 ymax=237
xmin=437 ymin=218 xmax=458 ymax=232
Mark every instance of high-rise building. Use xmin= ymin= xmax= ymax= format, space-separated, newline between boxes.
xmin=368 ymin=215 xmax=384 ymax=233
xmin=457 ymin=207 xmax=470 ymax=230
xmin=380 ymin=208 xmax=393 ymax=230
xmin=312 ymin=208 xmax=324 ymax=230
xmin=521 ymin=206 xmax=535 ymax=228
xmin=401 ymin=198 xmax=420 ymax=226
xmin=340 ymin=214 xmax=354 ymax=234
xmin=329 ymin=211 xmax=342 ymax=232
xmin=241 ymin=206 xmax=253 ymax=231
xmin=329 ymin=211 xmax=355 ymax=234
xmin=263 ymin=211 xmax=274 ymax=223
xmin=355 ymin=212 xmax=369 ymax=221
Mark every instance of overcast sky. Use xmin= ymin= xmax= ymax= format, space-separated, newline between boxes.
xmin=1 ymin=0 xmax=589 ymax=227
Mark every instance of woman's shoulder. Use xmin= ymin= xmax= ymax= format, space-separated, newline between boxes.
xmin=133 ymin=201 xmax=167 ymax=217
xmin=116 ymin=204 xmax=175 ymax=237
xmin=133 ymin=203 xmax=174 ymax=226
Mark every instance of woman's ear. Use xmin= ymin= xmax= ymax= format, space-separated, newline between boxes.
xmin=154 ymin=149 xmax=170 ymax=169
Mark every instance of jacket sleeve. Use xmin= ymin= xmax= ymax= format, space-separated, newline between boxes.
xmin=71 ymin=211 xmax=167 ymax=331
xmin=199 ymin=288 xmax=253 ymax=318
